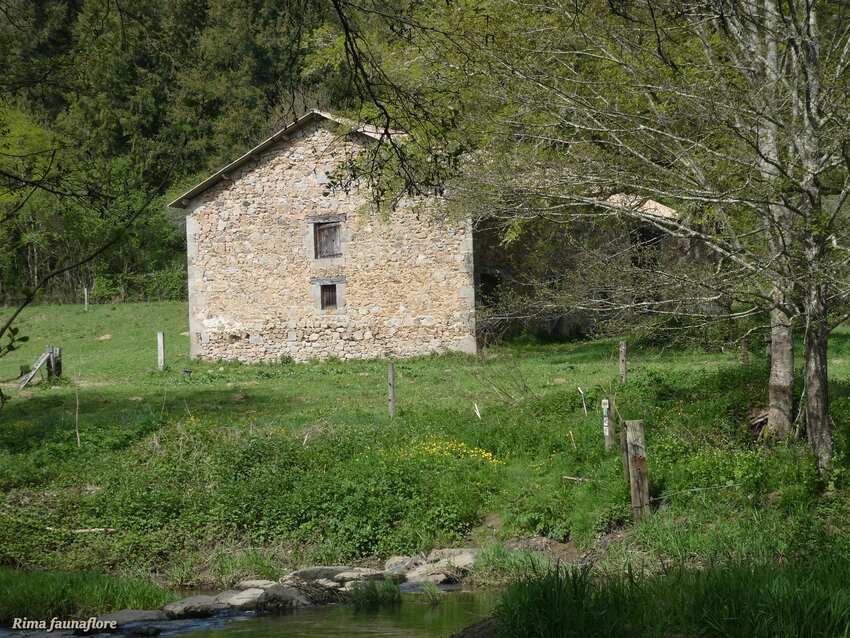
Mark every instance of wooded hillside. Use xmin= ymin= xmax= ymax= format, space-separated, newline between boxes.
xmin=0 ymin=0 xmax=358 ymax=303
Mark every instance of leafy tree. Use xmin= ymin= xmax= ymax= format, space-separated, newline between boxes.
xmin=325 ymin=0 xmax=850 ymax=471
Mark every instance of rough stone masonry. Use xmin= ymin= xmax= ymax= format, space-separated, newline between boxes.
xmin=171 ymin=112 xmax=476 ymax=362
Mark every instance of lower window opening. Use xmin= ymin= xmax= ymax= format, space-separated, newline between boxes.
xmin=320 ymin=284 xmax=337 ymax=310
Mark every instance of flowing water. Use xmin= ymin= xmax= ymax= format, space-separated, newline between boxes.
xmin=175 ymin=592 xmax=497 ymax=638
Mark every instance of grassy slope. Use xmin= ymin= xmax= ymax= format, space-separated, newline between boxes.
xmin=1 ymin=302 xmax=850 ymax=590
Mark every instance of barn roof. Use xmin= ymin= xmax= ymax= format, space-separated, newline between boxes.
xmin=604 ymin=194 xmax=677 ymax=220
xmin=167 ymin=110 xmax=405 ymax=209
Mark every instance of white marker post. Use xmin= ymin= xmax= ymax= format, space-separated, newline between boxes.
xmin=156 ymin=332 xmax=165 ymax=371
xmin=601 ymin=397 xmax=614 ymax=451
xmin=84 ymin=286 xmax=89 ymax=311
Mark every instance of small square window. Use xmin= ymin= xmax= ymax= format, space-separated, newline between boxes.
xmin=314 ymin=222 xmax=342 ymax=258
xmin=320 ymin=284 xmax=337 ymax=310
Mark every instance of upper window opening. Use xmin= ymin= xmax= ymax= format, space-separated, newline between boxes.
xmin=314 ymin=222 xmax=342 ymax=259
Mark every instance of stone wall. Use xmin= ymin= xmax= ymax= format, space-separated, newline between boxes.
xmin=185 ymin=119 xmax=476 ymax=362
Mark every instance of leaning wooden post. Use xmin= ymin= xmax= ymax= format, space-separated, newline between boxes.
xmin=601 ymin=397 xmax=615 ymax=451
xmin=740 ymin=336 xmax=750 ymax=366
xmin=18 ymin=351 xmax=51 ymax=389
xmin=388 ymin=361 xmax=396 ymax=418
xmin=619 ymin=341 xmax=627 ymax=384
xmin=156 ymin=332 xmax=165 ymax=371
xmin=625 ymin=419 xmax=650 ymax=521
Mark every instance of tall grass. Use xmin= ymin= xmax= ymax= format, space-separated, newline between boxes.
xmin=496 ymin=560 xmax=850 ymax=638
xmin=0 ymin=568 xmax=175 ymax=625
xmin=418 ymin=581 xmax=443 ymax=606
xmin=470 ymin=543 xmax=552 ymax=586
xmin=348 ymin=579 xmax=402 ymax=610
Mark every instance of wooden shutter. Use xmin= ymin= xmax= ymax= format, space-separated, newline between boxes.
xmin=315 ymin=222 xmax=341 ymax=258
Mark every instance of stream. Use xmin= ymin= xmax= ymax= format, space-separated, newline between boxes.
xmin=165 ymin=592 xmax=496 ymax=638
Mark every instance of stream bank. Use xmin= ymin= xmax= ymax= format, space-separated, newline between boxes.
xmin=4 ymin=549 xmax=487 ymax=638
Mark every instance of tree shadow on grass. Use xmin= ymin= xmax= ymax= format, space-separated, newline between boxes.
xmin=0 ymin=386 xmax=294 ymax=455
xmin=828 ymin=329 xmax=850 ymax=358
xmin=503 ymin=339 xmax=621 ymax=365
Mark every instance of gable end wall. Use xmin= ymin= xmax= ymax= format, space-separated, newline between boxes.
xmin=185 ymin=120 xmax=476 ymax=362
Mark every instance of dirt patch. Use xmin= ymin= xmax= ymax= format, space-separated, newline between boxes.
xmin=482 ymin=512 xmax=503 ymax=533
xmin=504 ymin=536 xmax=582 ymax=563
xmin=579 ymin=529 xmax=629 ymax=565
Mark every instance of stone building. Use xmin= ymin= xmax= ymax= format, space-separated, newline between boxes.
xmin=169 ymin=110 xmax=477 ymax=362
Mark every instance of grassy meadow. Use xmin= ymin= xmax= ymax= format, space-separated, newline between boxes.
xmin=2 ymin=301 xmax=850 ymax=608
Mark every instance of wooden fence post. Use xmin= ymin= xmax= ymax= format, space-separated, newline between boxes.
xmin=46 ymin=346 xmax=55 ymax=379
xmin=620 ymin=428 xmax=631 ymax=482
xmin=48 ymin=347 xmax=62 ymax=378
xmin=83 ymin=286 xmax=89 ymax=311
xmin=740 ymin=336 xmax=750 ymax=366
xmin=388 ymin=361 xmax=396 ymax=418
xmin=601 ymin=397 xmax=615 ymax=451
xmin=619 ymin=341 xmax=627 ymax=384
xmin=625 ymin=419 xmax=650 ymax=521
xmin=613 ymin=397 xmax=630 ymax=481
xmin=156 ymin=332 xmax=165 ymax=371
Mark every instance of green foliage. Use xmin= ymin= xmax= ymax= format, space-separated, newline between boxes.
xmin=0 ymin=0 xmax=334 ymax=304
xmin=0 ymin=568 xmax=175 ymax=624
xmin=90 ymin=269 xmax=186 ymax=303
xmin=496 ymin=560 xmax=850 ymax=638
xmin=207 ymin=547 xmax=282 ymax=585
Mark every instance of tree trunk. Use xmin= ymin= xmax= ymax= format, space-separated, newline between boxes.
xmin=804 ymin=285 xmax=832 ymax=472
xmin=765 ymin=303 xmax=794 ymax=439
